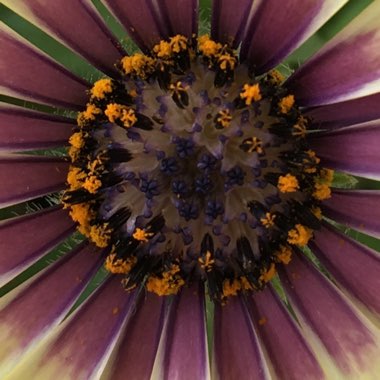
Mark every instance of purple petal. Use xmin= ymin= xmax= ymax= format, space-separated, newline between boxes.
xmin=279 ymin=252 xmax=380 ymax=376
xmin=324 ymin=190 xmax=380 ymax=237
xmin=102 ymin=0 xmax=167 ymax=52
xmin=213 ymin=296 xmax=267 ymax=379
xmin=0 ymin=25 xmax=88 ymax=110
xmin=0 ymin=243 xmax=103 ymax=375
xmin=286 ymin=2 xmax=380 ymax=106
xmin=0 ymin=207 xmax=75 ymax=286
xmin=306 ymin=92 xmax=380 ymax=129
xmin=2 ymin=0 xmax=124 ymax=77
xmin=0 ymin=155 xmax=69 ymax=207
xmin=105 ymin=293 xmax=165 ymax=380
xmin=309 ymin=121 xmax=380 ymax=180
xmin=160 ymin=0 xmax=198 ymax=39
xmin=310 ymin=223 xmax=380 ymax=316
xmin=162 ymin=284 xmax=209 ymax=380
xmin=246 ymin=287 xmax=324 ymax=380
xmin=240 ymin=0 xmax=347 ymax=74
xmin=10 ymin=277 xmax=137 ymax=379
xmin=0 ymin=104 xmax=73 ymax=151
xmin=211 ymin=0 xmax=253 ymax=47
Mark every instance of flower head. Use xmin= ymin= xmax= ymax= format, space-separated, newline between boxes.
xmin=1 ymin=1 xmax=380 ymax=379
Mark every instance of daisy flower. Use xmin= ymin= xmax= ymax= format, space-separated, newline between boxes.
xmin=1 ymin=0 xmax=380 ymax=379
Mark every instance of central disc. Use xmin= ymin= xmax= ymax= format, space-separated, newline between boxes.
xmin=64 ymin=35 xmax=333 ymax=301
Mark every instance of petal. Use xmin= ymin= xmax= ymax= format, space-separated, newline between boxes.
xmin=246 ymin=287 xmax=324 ymax=380
xmin=279 ymin=252 xmax=380 ymax=378
xmin=0 ymin=206 xmax=75 ymax=286
xmin=211 ymin=0 xmax=254 ymax=47
xmin=213 ymin=296 xmax=267 ymax=379
xmin=306 ymin=92 xmax=380 ymax=129
xmin=103 ymin=293 xmax=165 ymax=380
xmin=0 ymin=243 xmax=103 ymax=377
xmin=160 ymin=0 xmax=198 ymax=39
xmin=2 ymin=0 xmax=124 ymax=77
xmin=0 ymin=104 xmax=73 ymax=151
xmin=310 ymin=223 xmax=380 ymax=316
xmin=324 ymin=189 xmax=380 ymax=237
xmin=102 ymin=0 xmax=167 ymax=52
xmin=161 ymin=284 xmax=210 ymax=380
xmin=240 ymin=0 xmax=347 ymax=74
xmin=286 ymin=2 xmax=380 ymax=106
xmin=309 ymin=121 xmax=380 ymax=180
xmin=7 ymin=277 xmax=137 ymax=380
xmin=0 ymin=24 xmax=88 ymax=110
xmin=0 ymin=155 xmax=69 ymax=207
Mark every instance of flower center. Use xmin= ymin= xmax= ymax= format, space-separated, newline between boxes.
xmin=63 ymin=35 xmax=333 ymax=302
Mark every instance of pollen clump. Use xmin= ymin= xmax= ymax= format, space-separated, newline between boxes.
xmin=120 ymin=54 xmax=155 ymax=79
xmin=198 ymin=35 xmax=222 ymax=57
xmin=287 ymin=224 xmax=313 ymax=246
xmin=276 ymin=245 xmax=293 ymax=265
xmin=133 ymin=228 xmax=153 ymax=242
xmin=277 ymin=174 xmax=299 ymax=193
xmin=260 ymin=263 xmax=276 ymax=283
xmin=240 ymin=84 xmax=262 ymax=105
xmin=198 ymin=251 xmax=214 ymax=272
xmin=90 ymin=224 xmax=111 ymax=248
xmin=67 ymin=166 xmax=86 ymax=190
xmin=260 ymin=212 xmax=276 ymax=228
xmin=146 ymin=265 xmax=185 ymax=296
xmin=90 ymin=78 xmax=113 ymax=99
xmin=222 ymin=278 xmax=241 ymax=297
xmin=69 ymin=203 xmax=95 ymax=236
xmin=105 ymin=253 xmax=137 ymax=274
xmin=278 ymin=95 xmax=295 ymax=114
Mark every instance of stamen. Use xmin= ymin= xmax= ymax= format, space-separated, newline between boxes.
xmin=240 ymin=84 xmax=262 ymax=105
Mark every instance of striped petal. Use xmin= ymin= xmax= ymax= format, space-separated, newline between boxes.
xmin=0 ymin=104 xmax=73 ymax=151
xmin=0 ymin=207 xmax=75 ymax=286
xmin=211 ymin=0 xmax=254 ymax=48
xmin=160 ymin=0 xmax=198 ymax=39
xmin=240 ymin=0 xmax=347 ymax=74
xmin=103 ymin=293 xmax=165 ymax=380
xmin=2 ymin=0 xmax=124 ymax=77
xmin=279 ymin=253 xmax=380 ymax=378
xmin=7 ymin=277 xmax=136 ymax=380
xmin=310 ymin=223 xmax=380 ymax=316
xmin=324 ymin=190 xmax=380 ymax=237
xmin=160 ymin=284 xmax=209 ymax=380
xmin=0 ymin=155 xmax=69 ymax=207
xmin=246 ymin=287 xmax=324 ymax=380
xmin=213 ymin=296 xmax=267 ymax=379
xmin=287 ymin=1 xmax=380 ymax=106
xmin=0 ymin=243 xmax=103 ymax=377
xmin=306 ymin=92 xmax=380 ymax=129
xmin=309 ymin=121 xmax=380 ymax=180
xmin=102 ymin=0 xmax=167 ymax=52
xmin=0 ymin=24 xmax=88 ymax=110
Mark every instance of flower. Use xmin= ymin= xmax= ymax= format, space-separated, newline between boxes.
xmin=1 ymin=0 xmax=380 ymax=379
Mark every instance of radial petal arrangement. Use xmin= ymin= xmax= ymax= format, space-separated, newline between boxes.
xmin=1 ymin=0 xmax=380 ymax=379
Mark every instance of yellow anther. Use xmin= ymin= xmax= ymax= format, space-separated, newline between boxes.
xmin=146 ymin=265 xmax=185 ymax=296
xmin=216 ymin=109 xmax=232 ymax=128
xmin=222 ymin=278 xmax=241 ymax=297
xmin=170 ymin=35 xmax=188 ymax=53
xmin=198 ymin=250 xmax=215 ymax=272
xmin=243 ymin=137 xmax=263 ymax=154
xmin=133 ymin=228 xmax=153 ymax=242
xmin=90 ymin=78 xmax=113 ymax=99
xmin=121 ymin=108 xmax=137 ymax=128
xmin=67 ymin=166 xmax=86 ymax=190
xmin=198 ymin=35 xmax=222 ymax=57
xmin=276 ymin=245 xmax=293 ymax=265
xmin=69 ymin=203 xmax=95 ymax=236
xmin=287 ymin=224 xmax=313 ymax=246
xmin=105 ymin=103 xmax=123 ymax=123
xmin=260 ymin=212 xmax=276 ymax=228
xmin=278 ymin=95 xmax=295 ymax=114
xmin=105 ymin=253 xmax=137 ymax=274
xmin=313 ymin=183 xmax=331 ymax=200
xmin=292 ymin=116 xmax=308 ymax=137
xmin=260 ymin=263 xmax=276 ymax=283
xmin=218 ymin=53 xmax=236 ymax=71
xmin=77 ymin=103 xmax=102 ymax=127
xmin=304 ymin=150 xmax=321 ymax=173
xmin=240 ymin=276 xmax=253 ymax=291
xmin=153 ymin=40 xmax=172 ymax=58
xmin=169 ymin=81 xmax=188 ymax=93
xmin=69 ymin=132 xmax=85 ymax=150
xmin=277 ymin=174 xmax=299 ymax=193
xmin=83 ymin=175 xmax=102 ymax=194
xmin=240 ymin=83 xmax=262 ymax=105
xmin=320 ymin=168 xmax=334 ymax=184
xmin=121 ymin=54 xmax=155 ymax=79
xmin=90 ymin=224 xmax=111 ymax=248
xmin=268 ymin=69 xmax=285 ymax=85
